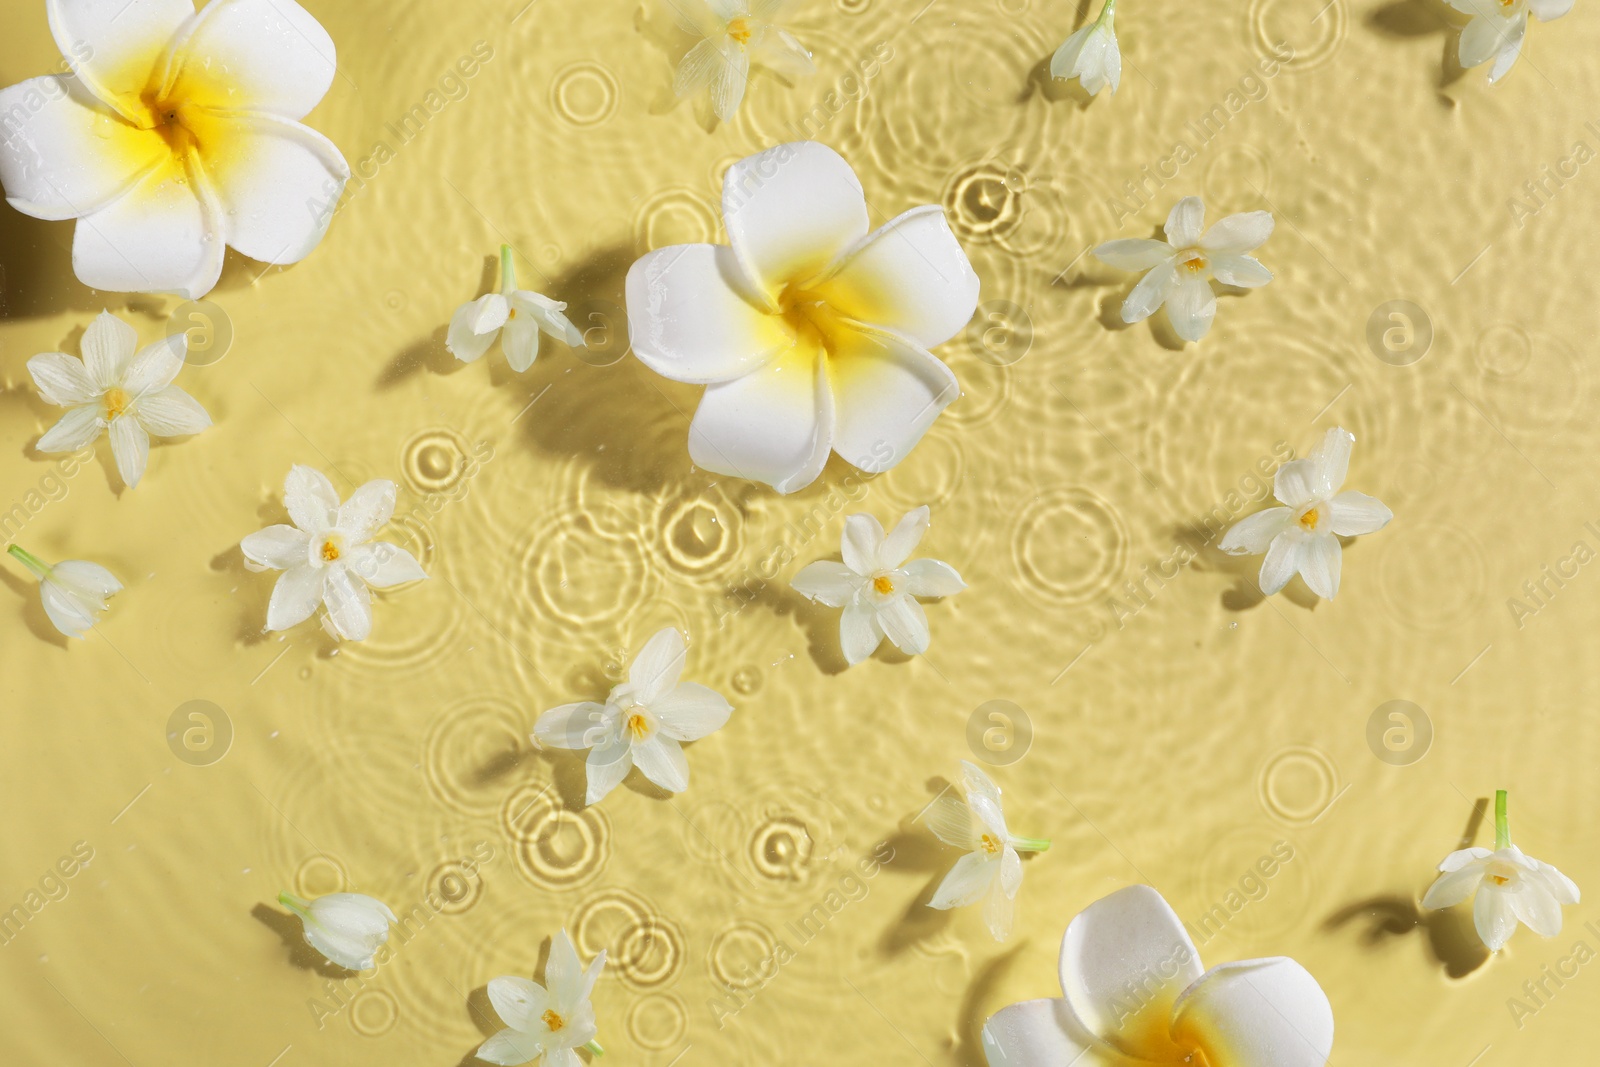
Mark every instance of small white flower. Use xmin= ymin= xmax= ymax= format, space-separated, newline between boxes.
xmin=6 ymin=545 xmax=121 ymax=639
xmin=1219 ymin=427 xmax=1392 ymax=600
xmin=791 ymin=506 xmax=965 ymax=665
xmin=1094 ymin=196 xmax=1273 ymax=343
xmin=28 ymin=311 xmax=211 ymax=489
xmin=1051 ymin=0 xmax=1121 ymax=96
xmin=925 ymin=761 xmax=1049 ymax=942
xmin=533 ymin=628 xmax=733 ymax=806
xmin=478 ymin=929 xmax=606 ymax=1067
xmin=1447 ymin=0 xmax=1572 ymax=83
xmin=278 ymin=891 xmax=395 ymax=971
xmin=672 ymin=0 xmax=814 ymax=121
xmin=240 ymin=465 xmax=428 ymax=641
xmin=981 ymin=885 xmax=1334 ymax=1067
xmin=447 ymin=245 xmax=585 ymax=372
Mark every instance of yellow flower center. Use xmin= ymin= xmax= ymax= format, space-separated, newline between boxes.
xmin=321 ymin=538 xmax=342 ymax=563
xmin=1492 ymin=874 xmax=1510 ymax=885
xmin=626 ymin=712 xmax=651 ymax=740
xmin=727 ymin=16 xmax=754 ymax=43
xmin=1179 ymin=251 xmax=1209 ymax=274
xmin=980 ymin=833 xmax=1002 ymax=855
xmin=542 ymin=1009 xmax=565 ymax=1031
xmin=104 ymin=387 xmax=133 ymax=420
xmin=873 ymin=575 xmax=895 ymax=595
xmin=1297 ymin=507 xmax=1320 ymax=531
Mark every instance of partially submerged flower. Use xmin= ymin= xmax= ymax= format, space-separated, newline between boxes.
xmin=672 ymin=0 xmax=814 ymax=121
xmin=478 ymin=929 xmax=606 ymax=1067
xmin=1094 ymin=196 xmax=1273 ymax=343
xmin=6 ymin=545 xmax=121 ymax=639
xmin=792 ymin=505 xmax=964 ymax=665
xmin=625 ymin=141 xmax=979 ymax=493
xmin=1447 ymin=0 xmax=1571 ymax=83
xmin=1219 ymin=427 xmax=1391 ymax=600
xmin=1051 ymin=0 xmax=1121 ymax=96
xmin=447 ymin=245 xmax=585 ymax=372
xmin=925 ymin=761 xmax=1049 ymax=941
xmin=533 ymin=628 xmax=733 ymax=806
xmin=0 ymin=0 xmax=350 ymax=297
xmin=278 ymin=891 xmax=395 ymax=971
xmin=981 ymin=885 xmax=1334 ymax=1067
xmin=28 ymin=311 xmax=210 ymax=488
xmin=240 ymin=465 xmax=427 ymax=641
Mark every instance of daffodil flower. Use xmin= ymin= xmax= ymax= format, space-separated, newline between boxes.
xmin=533 ymin=628 xmax=733 ymax=806
xmin=1420 ymin=790 xmax=1580 ymax=951
xmin=1447 ymin=0 xmax=1571 ymax=83
xmin=28 ymin=311 xmax=210 ymax=488
xmin=672 ymin=0 xmax=814 ymax=121
xmin=240 ymin=465 xmax=427 ymax=641
xmin=278 ymin=891 xmax=394 ymax=971
xmin=626 ymin=142 xmax=979 ymax=493
xmin=981 ymin=885 xmax=1335 ymax=1067
xmin=447 ymin=246 xmax=585 ymax=372
xmin=1051 ymin=0 xmax=1121 ymax=96
xmin=478 ymin=929 xmax=606 ymax=1067
xmin=791 ymin=505 xmax=964 ymax=665
xmin=6 ymin=545 xmax=121 ymax=639
xmin=1219 ymin=427 xmax=1391 ymax=600
xmin=1094 ymin=196 xmax=1273 ymax=343
xmin=925 ymin=761 xmax=1048 ymax=942
xmin=0 ymin=0 xmax=350 ymax=298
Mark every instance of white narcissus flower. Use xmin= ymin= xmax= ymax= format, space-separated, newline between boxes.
xmin=981 ymin=885 xmax=1335 ymax=1067
xmin=791 ymin=506 xmax=965 ymax=665
xmin=925 ymin=761 xmax=1049 ymax=942
xmin=625 ymin=141 xmax=980 ymax=494
xmin=447 ymin=245 xmax=586 ymax=372
xmin=1219 ymin=427 xmax=1392 ymax=600
xmin=240 ymin=465 xmax=428 ymax=641
xmin=1094 ymin=196 xmax=1273 ymax=343
xmin=6 ymin=545 xmax=121 ymax=639
xmin=0 ymin=0 xmax=350 ymax=298
xmin=533 ymin=628 xmax=733 ymax=806
xmin=28 ymin=311 xmax=211 ymax=488
xmin=672 ymin=0 xmax=814 ymax=121
xmin=1447 ymin=0 xmax=1572 ymax=83
xmin=478 ymin=929 xmax=606 ymax=1067
xmin=278 ymin=891 xmax=395 ymax=971
xmin=1051 ymin=0 xmax=1121 ymax=97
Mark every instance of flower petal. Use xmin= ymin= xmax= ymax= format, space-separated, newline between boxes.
xmin=1474 ymin=885 xmax=1517 ymax=949
xmin=674 ymin=38 xmax=723 ymax=98
xmin=40 ymin=579 xmax=97 ymax=637
xmin=81 ymin=311 xmax=137 ymax=388
xmin=722 ymin=141 xmax=869 ymax=300
xmin=323 ymin=562 xmax=373 ymax=640
xmin=1533 ymin=860 xmax=1580 ymax=905
xmin=1327 ymin=491 xmax=1391 ymax=537
xmin=1298 ymin=535 xmax=1341 ymax=599
xmin=27 ymin=353 xmax=97 ymax=407
xmin=1200 ymin=210 xmax=1274 ymax=254
xmin=1164 ymin=196 xmax=1206 ymax=248
xmin=791 ymin=560 xmax=861 ymax=606
xmin=982 ymin=878 xmax=1016 ymax=941
xmin=1508 ymin=881 xmax=1563 ymax=937
xmin=750 ymin=25 xmax=815 ymax=80
xmin=1049 ymin=24 xmax=1093 ymax=80
xmin=1220 ymin=507 xmax=1291 ymax=555
xmin=203 ymin=112 xmax=348 ymax=265
xmin=876 ymin=594 xmax=930 ymax=656
xmin=1093 ymin=238 xmax=1172 ymax=272
xmin=512 ymin=291 xmax=585 ymax=347
xmin=585 ymin=738 xmax=634 ymax=804
xmin=632 ymin=734 xmax=690 ymax=793
xmin=121 ymin=336 xmax=187 ymax=395
xmin=337 ymin=480 xmax=396 ymax=542
xmin=487 ymin=976 xmax=549 ymax=1033
xmin=544 ymin=930 xmax=583 ymax=1000
xmin=241 ymin=524 xmax=309 ymax=571
xmin=73 ymin=162 xmax=225 ymax=297
xmin=900 ymin=558 xmax=965 ymax=598
xmin=533 ymin=702 xmax=613 ymax=751
xmin=36 ymin=406 xmax=104 ymax=452
xmin=880 ymin=506 xmax=930 ymax=569
xmin=1421 ymin=862 xmax=1485 ymax=911
xmin=266 ymin=564 xmax=324 ymax=630
xmin=1460 ymin=13 xmax=1516 ymax=69
xmin=135 ymin=385 xmax=210 ymax=437
xmin=1272 ymin=458 xmax=1320 ymax=508
xmin=344 ymin=542 xmax=426 ymax=589
xmin=284 ymin=464 xmax=339 ymax=532
xmin=476 ymin=1028 xmax=544 ymax=1067
xmin=828 ymin=324 xmax=960 ymax=474
xmin=164 ymin=0 xmax=338 ymax=120
xmin=1165 ymin=275 xmax=1217 ymax=343
xmin=1439 ymin=846 xmax=1493 ymax=873
xmin=1529 ymin=0 xmax=1573 ymax=18
xmin=688 ymin=347 xmax=834 ymax=494
xmin=1210 ymin=253 xmax=1273 ymax=288
xmin=629 ymin=627 xmax=688 ymax=703
xmin=710 ymin=39 xmax=749 ymax=121
xmin=653 ymin=683 xmax=733 ymax=741
xmin=50 ymin=559 xmax=122 ymax=600
xmin=109 ymin=414 xmax=150 ymax=487
xmin=1170 ymin=958 xmax=1335 ymax=1067
xmin=47 ymin=0 xmax=195 ymax=110
xmin=839 ymin=596 xmax=882 ymax=664
xmin=1121 ymin=261 xmax=1178 ymax=323
xmin=960 ymin=760 xmax=1008 ymax=838
xmin=981 ymin=998 xmax=1112 ymax=1067
xmin=929 ymin=851 xmax=998 ymax=909
xmin=1258 ymin=534 xmax=1302 ymax=595
xmin=840 ymin=513 xmax=886 ymax=575
xmin=924 ymin=794 xmax=978 ymax=850
xmin=1309 ymin=426 xmax=1353 ymax=495
xmin=446 ymin=295 xmax=505 ymax=363
xmin=501 ymin=310 xmax=540 ymax=372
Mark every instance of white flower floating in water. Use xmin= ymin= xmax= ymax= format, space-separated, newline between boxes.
xmin=1447 ymin=0 xmax=1571 ymax=83
xmin=1219 ymin=427 xmax=1391 ymax=600
xmin=1094 ymin=196 xmax=1273 ymax=343
xmin=1420 ymin=790 xmax=1579 ymax=951
xmin=925 ymin=761 xmax=1049 ymax=942
xmin=6 ymin=545 xmax=121 ymax=639
xmin=1051 ymin=0 xmax=1121 ymax=97
xmin=0 ymin=0 xmax=350 ymax=297
xmin=626 ymin=141 xmax=979 ymax=493
xmin=240 ymin=465 xmax=428 ymax=641
xmin=447 ymin=246 xmax=585 ymax=372
xmin=672 ymin=0 xmax=814 ymax=121
xmin=981 ymin=885 xmax=1334 ymax=1067
xmin=791 ymin=505 xmax=964 ymax=665
xmin=278 ymin=891 xmax=394 ymax=971
xmin=28 ymin=311 xmax=210 ymax=489
xmin=533 ymin=628 xmax=733 ymax=806
xmin=478 ymin=929 xmax=606 ymax=1067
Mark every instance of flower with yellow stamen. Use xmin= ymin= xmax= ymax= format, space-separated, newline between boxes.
xmin=925 ymin=761 xmax=1050 ymax=943
xmin=670 ymin=0 xmax=814 ymax=121
xmin=479 ymin=929 xmax=607 ymax=1067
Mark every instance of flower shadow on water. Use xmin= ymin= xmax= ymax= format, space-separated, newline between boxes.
xmin=0 ymin=565 xmax=69 ymax=648
xmin=1367 ymin=0 xmax=1471 ymax=93
xmin=959 ymin=943 xmax=1027 ymax=1066
xmin=1169 ymin=522 xmax=1321 ymax=612
xmin=250 ymin=901 xmax=358 ymax=978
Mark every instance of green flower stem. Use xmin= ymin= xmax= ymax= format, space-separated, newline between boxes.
xmin=1100 ymin=0 xmax=1116 ymax=23
xmin=583 ymin=1040 xmax=605 ymax=1057
xmin=1494 ymin=789 xmax=1510 ymax=851
xmin=500 ymin=244 xmax=516 ymax=293
xmin=1012 ymin=836 xmax=1051 ymax=853
xmin=278 ymin=890 xmax=313 ymax=919
xmin=6 ymin=544 xmax=50 ymax=580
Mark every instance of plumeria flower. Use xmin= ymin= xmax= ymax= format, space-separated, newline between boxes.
xmin=925 ymin=761 xmax=1049 ymax=941
xmin=533 ymin=628 xmax=733 ymax=806
xmin=791 ymin=506 xmax=964 ymax=666
xmin=447 ymin=245 xmax=585 ymax=372
xmin=1219 ymin=427 xmax=1391 ymax=600
xmin=28 ymin=311 xmax=210 ymax=488
xmin=1420 ymin=790 xmax=1580 ymax=951
xmin=0 ymin=0 xmax=350 ymax=298
xmin=6 ymin=545 xmax=120 ymax=639
xmin=1447 ymin=0 xmax=1571 ymax=83
xmin=625 ymin=141 xmax=979 ymax=493
xmin=240 ymin=465 xmax=427 ymax=641
xmin=1094 ymin=196 xmax=1273 ymax=343
xmin=277 ymin=891 xmax=395 ymax=971
xmin=478 ymin=929 xmax=606 ymax=1067
xmin=672 ymin=0 xmax=814 ymax=121
xmin=1051 ymin=0 xmax=1121 ymax=96
xmin=982 ymin=885 xmax=1334 ymax=1067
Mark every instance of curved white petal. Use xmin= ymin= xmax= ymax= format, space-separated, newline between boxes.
xmin=533 ymin=702 xmax=613 ymax=751
xmin=1308 ymin=426 xmax=1353 ymax=495
xmin=880 ymin=506 xmax=930 ymax=570
xmin=1258 ymin=535 xmax=1302 ymax=595
xmin=27 ymin=353 xmax=97 ymax=407
xmin=1420 ymin=863 xmax=1485 ymax=911
xmin=982 ymin=998 xmax=1113 ymax=1067
xmin=323 ymin=562 xmax=372 ymax=640
xmin=1460 ymin=13 xmax=1515 ymax=69
xmin=284 ymin=464 xmax=339 ymax=532
xmin=487 ymin=976 xmax=549 ymax=1033
xmin=109 ymin=414 xmax=150 ymax=487
xmin=1165 ymin=275 xmax=1217 ymax=343
xmin=750 ymin=26 xmax=815 ymax=80
xmin=1297 ymin=535 xmax=1341 ymax=599
xmin=791 ymin=560 xmax=860 ymax=607
xmin=205 ymin=112 xmax=348 ymax=265
xmin=1094 ymin=238 xmax=1172 ymax=272
xmin=584 ymin=739 xmax=634 ymax=805
xmin=164 ymin=0 xmax=337 ymax=121
xmin=1200 ymin=210 xmax=1274 ymax=254
xmin=674 ymin=38 xmax=723 ymax=98
xmin=73 ymin=162 xmax=225 ymax=297
xmin=1532 ymin=860 xmax=1580 ymax=905
xmin=1486 ymin=18 xmax=1526 ymax=81
xmin=632 ymin=734 xmax=690 ymax=793
xmin=544 ymin=930 xmax=584 ymax=1004
xmin=722 ymin=141 xmax=868 ymax=300
xmin=81 ymin=311 xmax=137 ymax=387
xmin=476 ymin=1027 xmax=544 ymax=1066
xmin=876 ymin=594 xmax=930 ymax=656
xmin=1164 ymin=196 xmax=1206 ymax=248
xmin=1121 ymin=261 xmax=1178 ymax=324
xmin=121 ymin=336 xmax=186 ymax=395
xmin=1210 ymin=253 xmax=1273 ymax=288
xmin=828 ymin=324 xmax=960 ymax=474
xmin=47 ymin=0 xmax=195 ymax=112
xmin=1049 ymin=24 xmax=1093 ymax=80
xmin=512 ymin=291 xmax=585 ymax=347
xmin=135 ymin=385 xmax=210 ymax=436
xmin=337 ymin=479 xmax=396 ymax=542
xmin=1508 ymin=882 xmax=1563 ymax=937
xmin=710 ymin=39 xmax=750 ymax=121
xmin=929 ymin=851 xmax=998 ymax=909
xmin=1272 ymin=458 xmax=1320 ymax=508
xmin=841 ymin=513 xmax=886 ymax=575
xmin=36 ymin=406 xmax=104 ymax=452
xmin=1529 ymin=0 xmax=1573 ymax=18
xmin=925 ymin=795 xmax=978 ymax=850
xmin=629 ymin=627 xmax=688 ymax=703
xmin=299 ymin=921 xmax=379 ymax=970
xmin=40 ymin=582 xmax=95 ymax=637
xmin=446 ymin=294 xmax=506 ymax=363
xmin=49 ymin=559 xmax=121 ymax=599
xmin=344 ymin=542 xmax=426 ymax=589
xmin=500 ymin=310 xmax=540 ymax=372
xmin=241 ymin=524 xmax=308 ymax=571
xmin=983 ymin=878 xmax=1017 ymax=941
xmin=688 ymin=347 xmax=833 ymax=494
xmin=266 ymin=564 xmax=324 ymax=630
xmin=1439 ymin=846 xmax=1493 ymax=873
xmin=653 ymin=683 xmax=733 ymax=741
xmin=959 ymin=760 xmax=1007 ymax=834
xmin=1474 ymin=884 xmax=1518 ymax=949
xmin=900 ymin=558 xmax=965 ymax=597
xmin=1220 ymin=507 xmax=1291 ymax=555
xmin=1171 ymin=957 xmax=1335 ymax=1067
xmin=1326 ymin=491 xmax=1391 ymax=537
xmin=839 ymin=596 xmax=882 ymax=664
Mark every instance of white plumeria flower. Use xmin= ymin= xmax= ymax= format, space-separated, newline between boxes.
xmin=672 ymin=0 xmax=814 ymax=121
xmin=1420 ymin=790 xmax=1580 ymax=951
xmin=28 ymin=311 xmax=210 ymax=489
xmin=925 ymin=761 xmax=1049 ymax=942
xmin=533 ymin=628 xmax=733 ymax=806
xmin=791 ymin=506 xmax=965 ymax=666
xmin=982 ymin=885 xmax=1334 ymax=1067
xmin=0 ymin=0 xmax=350 ymax=298
xmin=1094 ymin=196 xmax=1273 ymax=343
xmin=625 ymin=141 xmax=979 ymax=494
xmin=478 ymin=929 xmax=606 ymax=1067
xmin=6 ymin=545 xmax=121 ymax=639
xmin=1051 ymin=0 xmax=1121 ymax=96
xmin=447 ymin=245 xmax=585 ymax=372
xmin=240 ymin=465 xmax=428 ymax=641
xmin=1219 ymin=427 xmax=1391 ymax=600
xmin=1447 ymin=0 xmax=1571 ymax=83
xmin=278 ymin=891 xmax=394 ymax=971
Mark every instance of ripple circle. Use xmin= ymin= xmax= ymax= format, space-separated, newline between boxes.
xmin=1011 ymin=488 xmax=1130 ymax=606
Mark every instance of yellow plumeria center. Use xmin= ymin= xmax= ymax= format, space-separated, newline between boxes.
xmin=138 ymin=92 xmax=203 ymax=157
xmin=980 ymin=833 xmax=1002 ymax=855
xmin=541 ymin=1009 xmax=565 ymax=1031
xmin=727 ymin=16 xmax=754 ymax=43
xmin=873 ymin=575 xmax=895 ymax=594
xmin=103 ymin=387 xmax=133 ymax=420
xmin=1297 ymin=506 xmax=1320 ymax=531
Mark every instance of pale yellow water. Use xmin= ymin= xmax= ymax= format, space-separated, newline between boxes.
xmin=2 ymin=0 xmax=1599 ymax=1064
